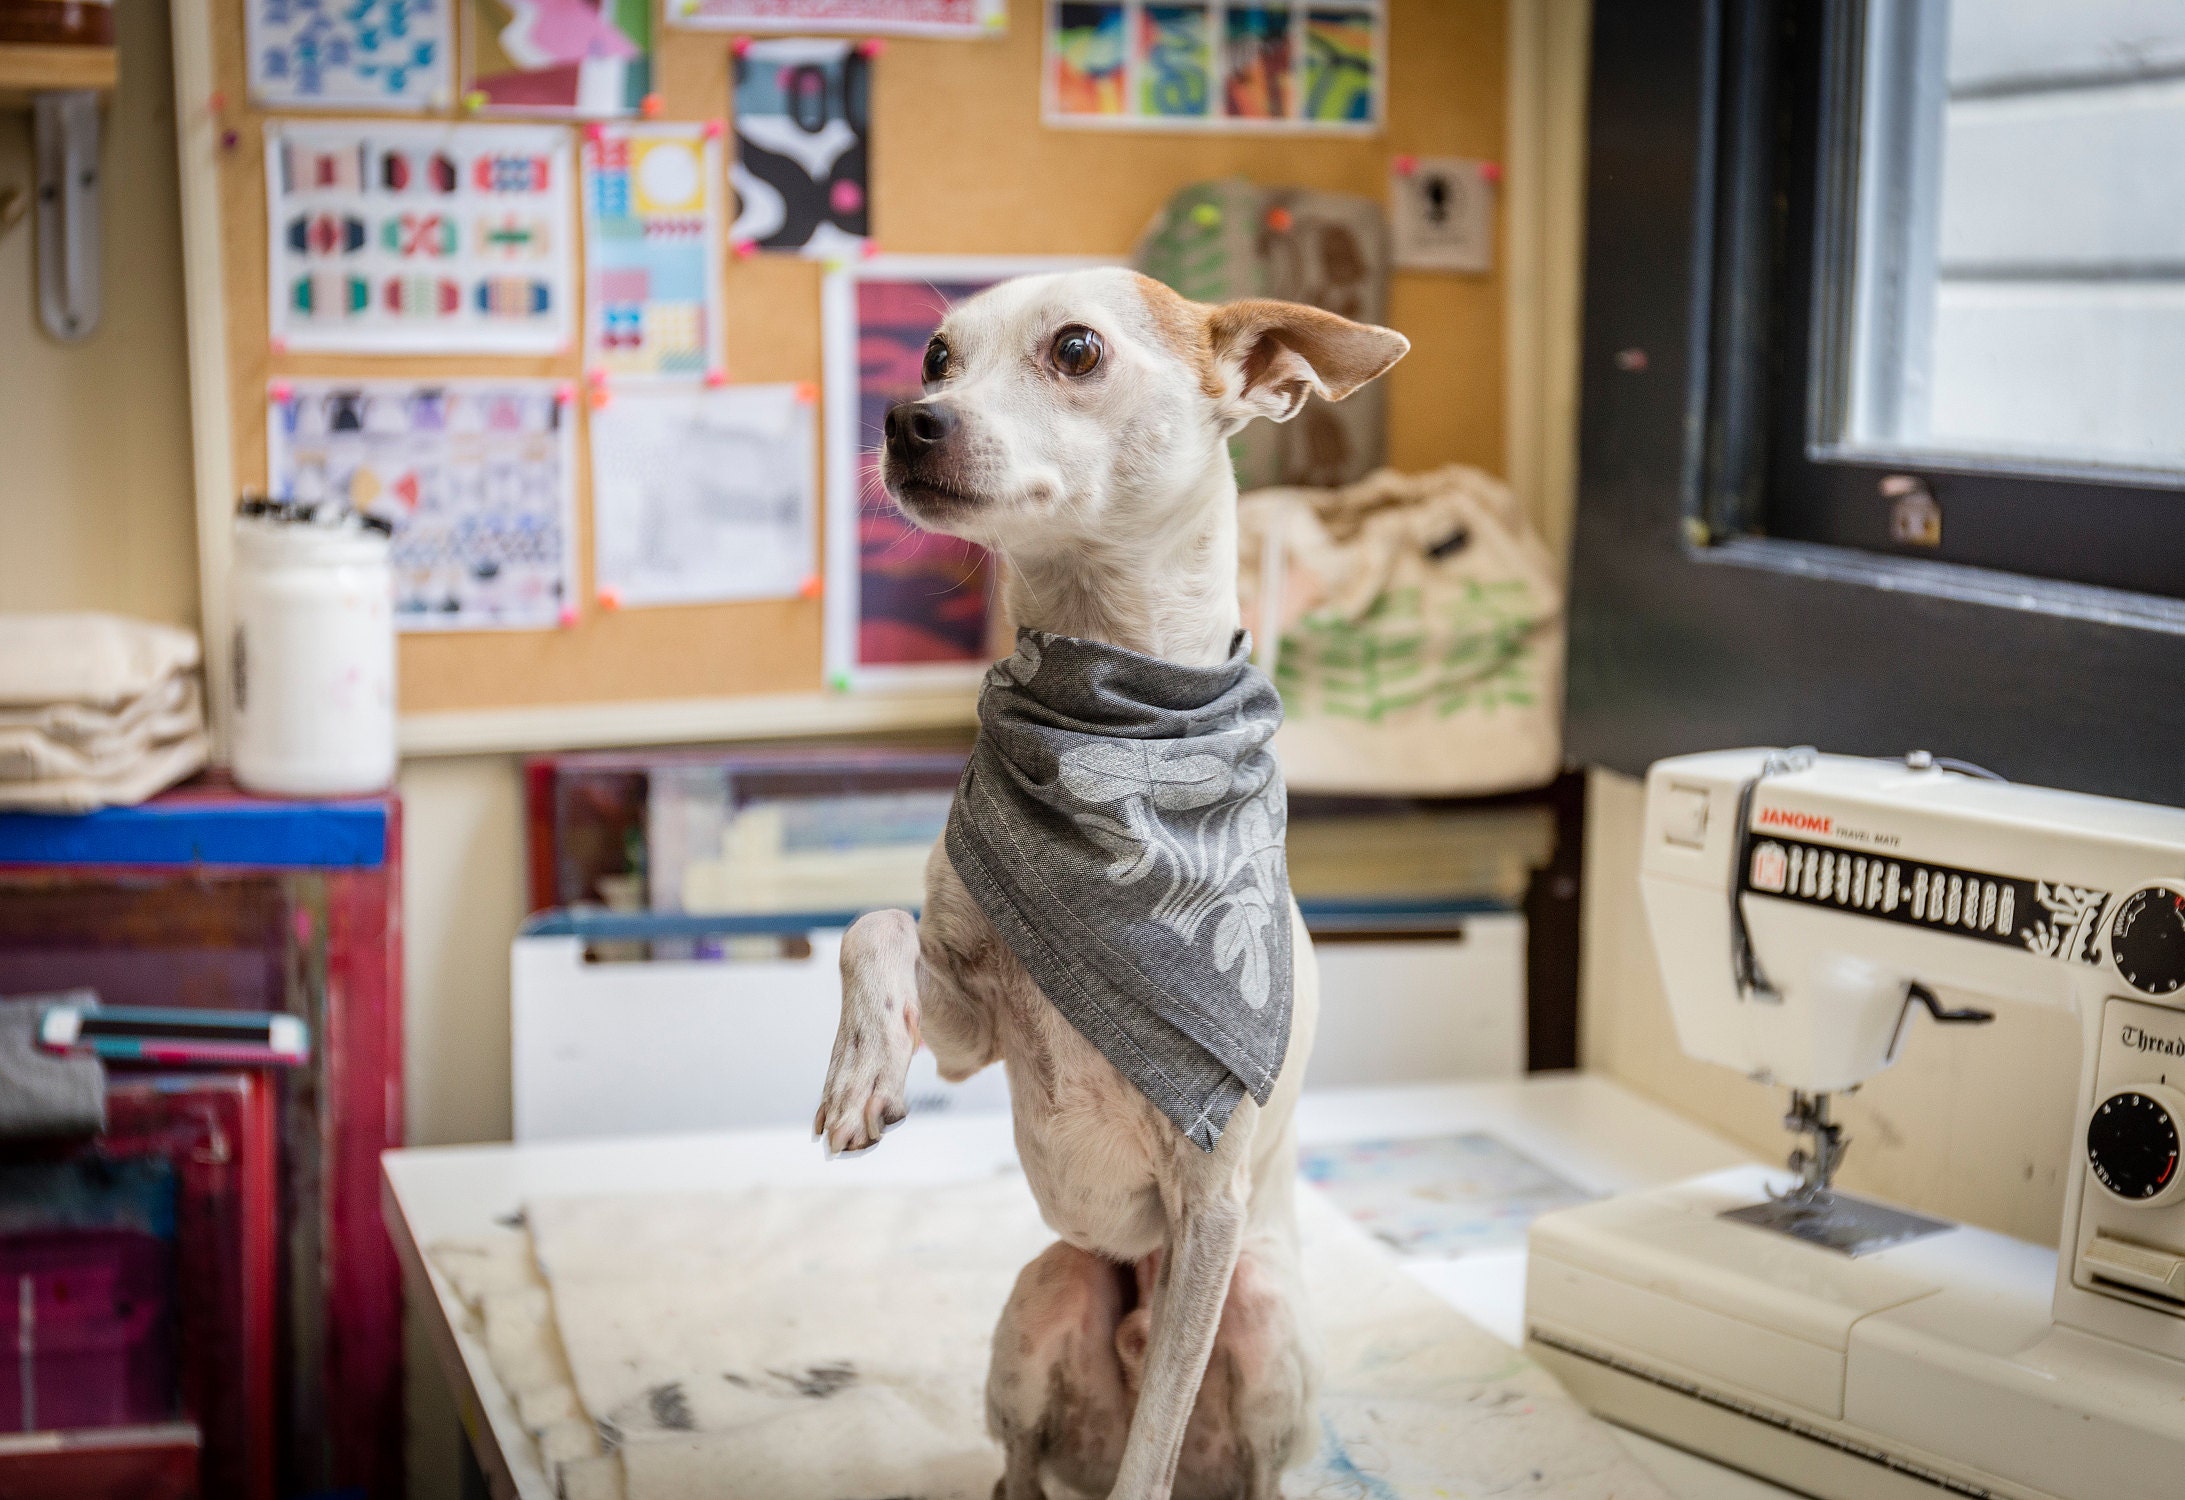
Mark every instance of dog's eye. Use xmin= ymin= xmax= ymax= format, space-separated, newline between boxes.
xmin=1052 ymin=326 xmax=1104 ymax=378
xmin=922 ymin=337 xmax=951 ymax=385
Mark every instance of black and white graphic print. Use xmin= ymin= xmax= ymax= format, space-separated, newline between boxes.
xmin=1741 ymin=832 xmax=2111 ymax=965
xmin=730 ymin=39 xmax=870 ymax=257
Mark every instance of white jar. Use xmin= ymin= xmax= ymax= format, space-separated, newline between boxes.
xmin=229 ymin=517 xmax=396 ymax=798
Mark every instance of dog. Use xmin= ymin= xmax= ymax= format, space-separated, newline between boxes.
xmin=814 ymin=267 xmax=1408 ymax=1500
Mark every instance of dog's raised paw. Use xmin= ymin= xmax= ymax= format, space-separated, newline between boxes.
xmin=813 ymin=1004 xmax=916 ymax=1154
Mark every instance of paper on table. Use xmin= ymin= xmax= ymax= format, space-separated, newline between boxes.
xmin=269 ymin=379 xmax=578 ymax=631
xmin=581 ymin=124 xmax=726 ymax=382
xmin=265 ymin=120 xmax=575 ymax=354
xmin=247 ymin=0 xmax=453 ymax=111
xmin=589 ymin=385 xmax=815 ymax=608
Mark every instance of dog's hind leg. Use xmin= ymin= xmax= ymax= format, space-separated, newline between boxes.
xmin=988 ymin=1242 xmax=1133 ymax=1500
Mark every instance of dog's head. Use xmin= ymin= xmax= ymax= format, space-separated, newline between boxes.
xmin=881 ymin=268 xmax=1409 ymax=552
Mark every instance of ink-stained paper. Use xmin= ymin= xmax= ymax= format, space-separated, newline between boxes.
xmin=589 ymin=385 xmax=815 ymax=607
xmin=820 ymin=256 xmax=1116 ymax=689
xmin=268 ymin=381 xmax=577 ymax=631
xmin=265 ymin=121 xmax=574 ymax=354
xmin=730 ymin=39 xmax=870 ymax=258
xmin=464 ymin=0 xmax=653 ymax=118
xmin=248 ymin=0 xmax=452 ymax=110
xmin=669 ymin=0 xmax=1004 ymax=35
xmin=1044 ymin=0 xmax=1382 ymax=132
xmin=581 ymin=124 xmax=726 ymax=381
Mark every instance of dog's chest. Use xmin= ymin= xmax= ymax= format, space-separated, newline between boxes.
xmin=993 ymin=974 xmax=1175 ymax=1261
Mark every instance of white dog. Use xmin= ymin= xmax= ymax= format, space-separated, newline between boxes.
xmin=815 ymin=267 xmax=1407 ymax=1500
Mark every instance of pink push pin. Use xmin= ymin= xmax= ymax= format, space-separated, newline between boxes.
xmin=732 ymin=238 xmax=759 ymax=260
xmin=1392 ymin=154 xmax=1419 ymax=177
xmin=1480 ymin=160 xmax=1503 ymax=185
xmin=703 ymin=118 xmax=726 ymax=139
xmin=859 ymin=239 xmax=880 ymax=259
xmin=705 ymin=367 xmax=729 ymax=387
xmin=857 ymin=38 xmax=886 ymax=58
xmin=555 ymin=380 xmax=577 ymax=406
xmin=269 ymin=336 xmax=289 ymax=354
xmin=584 ymin=122 xmax=605 ymax=144
xmin=268 ymin=379 xmax=294 ymax=402
xmin=732 ymin=36 xmax=752 ymax=57
xmin=558 ymin=605 xmax=580 ymax=628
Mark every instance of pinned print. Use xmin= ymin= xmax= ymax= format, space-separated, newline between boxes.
xmin=268 ymin=380 xmax=577 ymax=631
xmin=1045 ymin=1 xmax=1381 ymax=132
xmin=669 ymin=0 xmax=1005 ymax=36
xmin=730 ymin=39 xmax=871 ymax=257
xmin=464 ymin=0 xmax=654 ymax=118
xmin=1389 ymin=155 xmax=1493 ymax=273
xmin=582 ymin=124 xmax=726 ymax=380
xmin=265 ymin=121 xmax=574 ymax=353
xmin=248 ymin=0 xmax=452 ymax=112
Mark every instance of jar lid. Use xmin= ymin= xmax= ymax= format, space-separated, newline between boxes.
xmin=234 ymin=513 xmax=391 ymax=565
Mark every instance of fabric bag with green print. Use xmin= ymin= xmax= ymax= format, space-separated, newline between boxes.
xmin=1237 ymin=465 xmax=1564 ymax=795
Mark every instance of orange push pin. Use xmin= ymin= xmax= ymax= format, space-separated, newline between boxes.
xmin=794 ymin=381 xmax=819 ymax=404
xmin=640 ymin=92 xmax=665 ymax=119
xmin=597 ymin=586 xmax=623 ymax=611
xmin=797 ymin=574 xmax=822 ymax=600
xmin=1266 ymin=206 xmax=1293 ymax=233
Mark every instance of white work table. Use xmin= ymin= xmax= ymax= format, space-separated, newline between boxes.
xmin=384 ymin=1073 xmax=1800 ymax=1500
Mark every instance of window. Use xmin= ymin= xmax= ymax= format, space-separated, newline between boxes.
xmin=1565 ymin=0 xmax=2185 ymax=808
xmin=1754 ymin=0 xmax=2185 ymax=597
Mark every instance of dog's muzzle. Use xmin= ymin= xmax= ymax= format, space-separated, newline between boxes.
xmin=884 ymin=400 xmax=956 ymax=462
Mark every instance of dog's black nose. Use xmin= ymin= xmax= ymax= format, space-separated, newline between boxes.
xmin=885 ymin=400 xmax=955 ymax=459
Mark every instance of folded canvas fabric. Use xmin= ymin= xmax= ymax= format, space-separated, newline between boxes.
xmin=0 ymin=615 xmax=209 ymax=811
xmin=0 ymin=733 xmax=209 ymax=813
xmin=0 ymin=994 xmax=105 ymax=1139
xmin=0 ymin=614 xmax=202 ymax=709
xmin=0 ymin=675 xmax=202 ymax=760
xmin=440 ymin=1173 xmax=1670 ymax=1500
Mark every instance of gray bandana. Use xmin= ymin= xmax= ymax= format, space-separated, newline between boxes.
xmin=944 ymin=629 xmax=1293 ymax=1151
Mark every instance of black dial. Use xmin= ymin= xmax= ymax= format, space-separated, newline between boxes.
xmin=2112 ymin=886 xmax=2185 ymax=996
xmin=2087 ymin=1090 xmax=2183 ymax=1202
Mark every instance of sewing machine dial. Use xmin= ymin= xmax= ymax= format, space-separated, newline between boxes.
xmin=2110 ymin=883 xmax=2185 ymax=997
xmin=2086 ymin=1085 xmax=2185 ymax=1206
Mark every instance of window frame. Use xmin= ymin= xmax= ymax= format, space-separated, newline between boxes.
xmin=1756 ymin=1 xmax=2185 ymax=596
xmin=1566 ymin=0 xmax=2185 ymax=809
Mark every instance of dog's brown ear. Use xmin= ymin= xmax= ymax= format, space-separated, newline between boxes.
xmin=1205 ymin=300 xmax=1410 ymax=431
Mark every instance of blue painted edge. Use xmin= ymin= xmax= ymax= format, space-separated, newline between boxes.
xmin=0 ymin=800 xmax=389 ymax=869
xmin=520 ymin=896 xmax=1514 ymax=942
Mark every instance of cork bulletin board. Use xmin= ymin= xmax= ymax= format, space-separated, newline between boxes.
xmin=203 ymin=0 xmax=1506 ymax=716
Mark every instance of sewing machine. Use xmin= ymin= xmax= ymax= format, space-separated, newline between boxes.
xmin=1525 ymin=748 xmax=2185 ymax=1500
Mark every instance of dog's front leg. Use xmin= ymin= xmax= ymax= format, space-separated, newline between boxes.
xmin=1108 ymin=1150 xmax=1251 ymax=1499
xmin=814 ymin=897 xmax=998 ymax=1154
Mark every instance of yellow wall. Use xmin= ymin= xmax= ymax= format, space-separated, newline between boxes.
xmin=0 ymin=0 xmax=198 ymax=626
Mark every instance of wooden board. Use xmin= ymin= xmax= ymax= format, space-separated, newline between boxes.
xmin=0 ymin=42 xmax=118 ymax=104
xmin=205 ymin=0 xmax=1505 ymax=716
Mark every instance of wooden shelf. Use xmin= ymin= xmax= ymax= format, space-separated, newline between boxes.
xmin=0 ymin=42 xmax=116 ymax=106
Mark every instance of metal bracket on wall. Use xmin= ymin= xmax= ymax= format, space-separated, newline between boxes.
xmin=33 ymin=89 xmax=101 ymax=342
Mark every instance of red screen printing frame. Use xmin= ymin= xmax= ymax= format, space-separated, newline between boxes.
xmin=0 ymin=781 xmax=404 ymax=1500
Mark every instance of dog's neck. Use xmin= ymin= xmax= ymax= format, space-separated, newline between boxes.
xmin=995 ymin=447 xmax=1242 ymax=668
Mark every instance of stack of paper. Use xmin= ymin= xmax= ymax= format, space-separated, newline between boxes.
xmin=0 ymin=614 xmax=209 ymax=811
